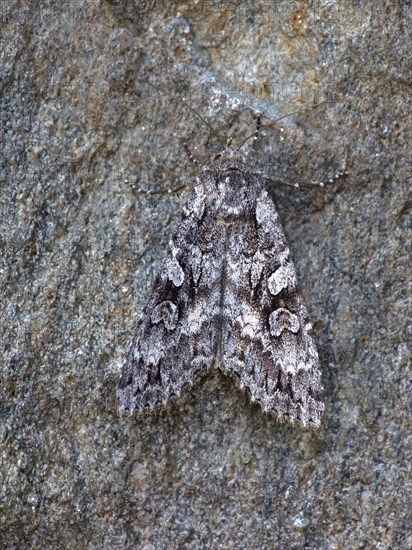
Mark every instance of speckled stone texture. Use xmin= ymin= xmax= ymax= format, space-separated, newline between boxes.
xmin=1 ymin=1 xmax=410 ymax=548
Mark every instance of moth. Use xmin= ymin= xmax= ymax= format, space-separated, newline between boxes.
xmin=118 ymin=147 xmax=325 ymax=428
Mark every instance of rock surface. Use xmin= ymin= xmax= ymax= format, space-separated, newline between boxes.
xmin=1 ymin=1 xmax=410 ymax=548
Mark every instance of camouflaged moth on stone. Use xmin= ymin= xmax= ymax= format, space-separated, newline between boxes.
xmin=118 ymin=149 xmax=324 ymax=428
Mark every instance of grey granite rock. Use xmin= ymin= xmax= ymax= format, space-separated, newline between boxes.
xmin=1 ymin=1 xmax=411 ymax=548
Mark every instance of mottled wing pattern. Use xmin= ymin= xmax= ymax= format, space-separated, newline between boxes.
xmin=119 ymin=150 xmax=324 ymax=428
xmin=220 ymin=186 xmax=324 ymax=428
xmin=118 ymin=182 xmax=224 ymax=415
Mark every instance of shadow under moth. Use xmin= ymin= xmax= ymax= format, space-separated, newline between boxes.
xmin=118 ymin=148 xmax=326 ymax=429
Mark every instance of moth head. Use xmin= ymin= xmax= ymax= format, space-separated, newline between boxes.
xmin=213 ymin=148 xmax=244 ymax=163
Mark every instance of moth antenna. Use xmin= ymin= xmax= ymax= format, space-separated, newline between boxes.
xmin=137 ymin=78 xmax=228 ymax=149
xmin=236 ymin=100 xmax=336 ymax=152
